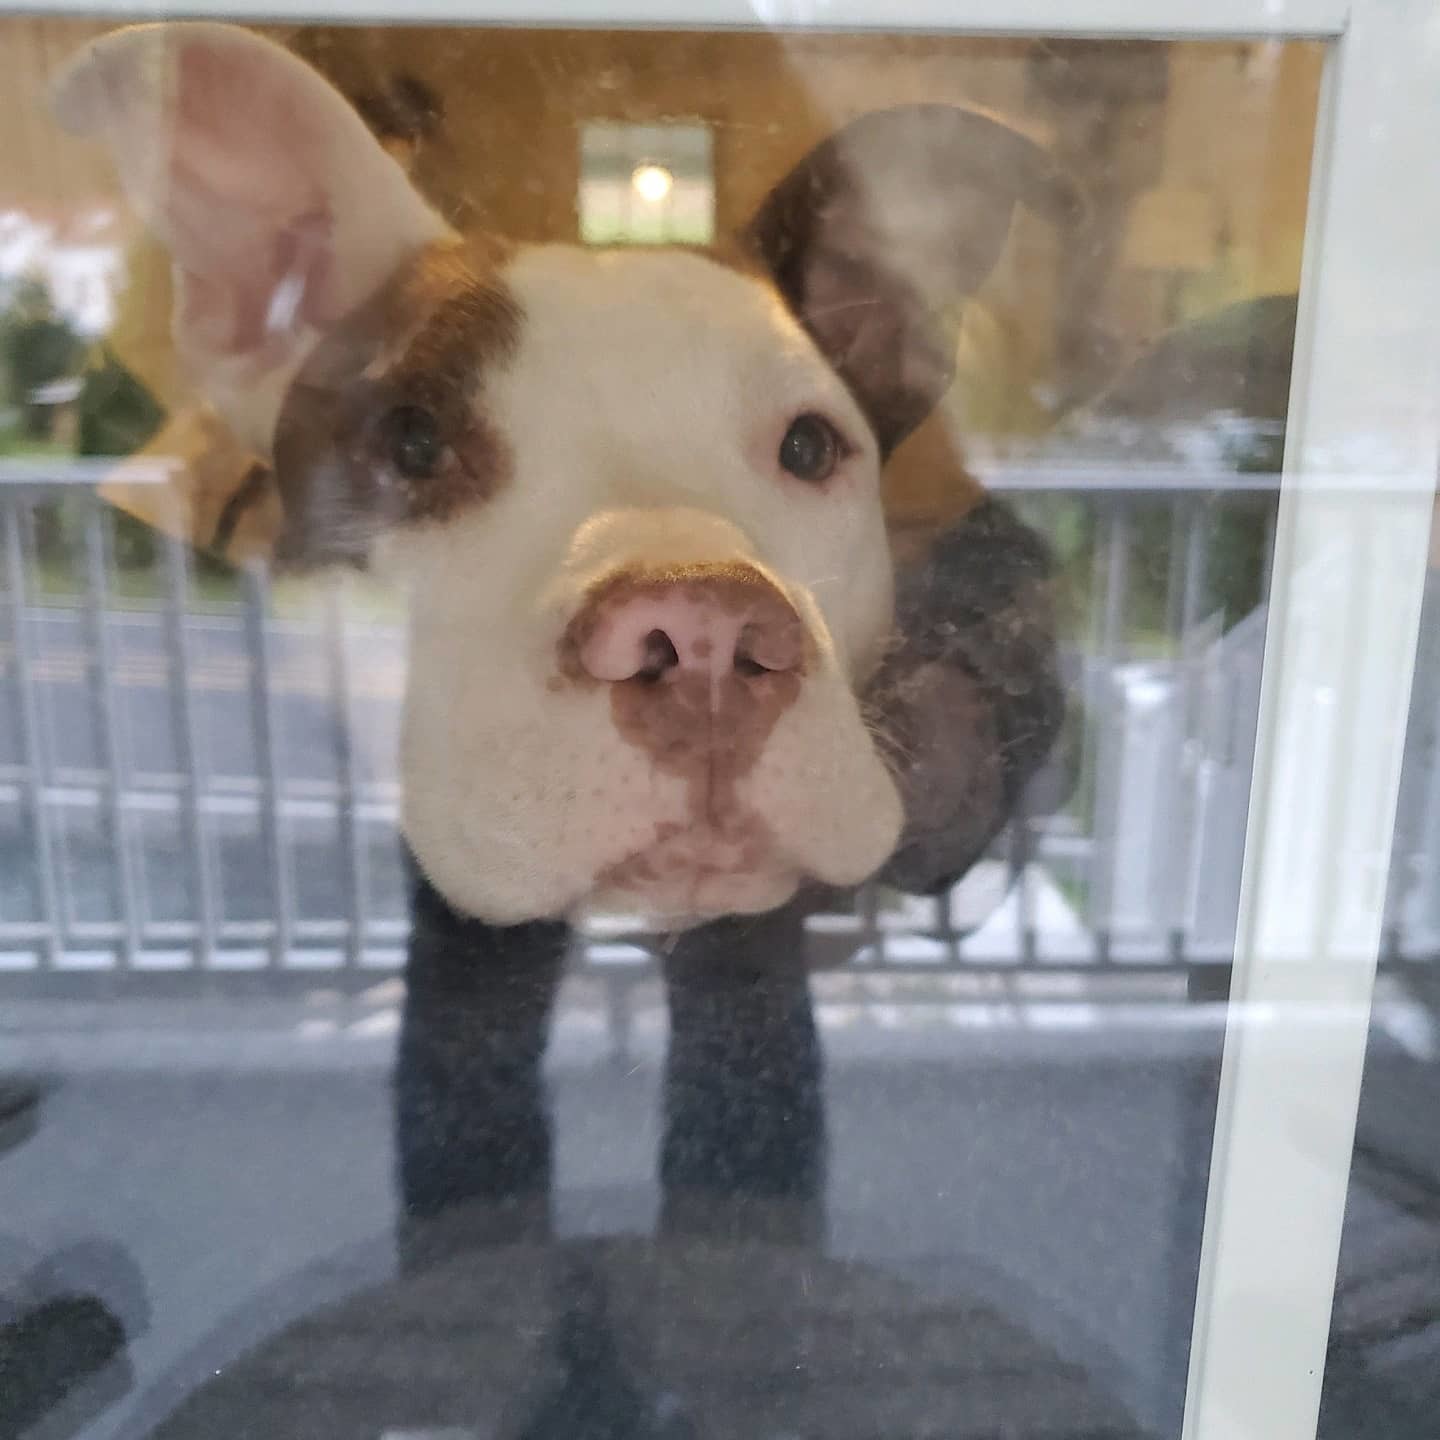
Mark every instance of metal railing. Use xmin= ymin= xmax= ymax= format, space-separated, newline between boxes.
xmin=2 ymin=464 xmax=1436 ymax=994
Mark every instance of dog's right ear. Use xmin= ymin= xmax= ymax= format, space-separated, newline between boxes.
xmin=53 ymin=22 xmax=448 ymax=455
xmin=745 ymin=106 xmax=1080 ymax=460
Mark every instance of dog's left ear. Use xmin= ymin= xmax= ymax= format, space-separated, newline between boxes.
xmin=51 ymin=22 xmax=448 ymax=455
xmin=745 ymin=106 xmax=1080 ymax=457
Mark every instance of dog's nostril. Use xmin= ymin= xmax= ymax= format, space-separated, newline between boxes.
xmin=570 ymin=567 xmax=804 ymax=685
xmin=734 ymin=619 xmax=800 ymax=677
xmin=635 ymin=629 xmax=680 ymax=682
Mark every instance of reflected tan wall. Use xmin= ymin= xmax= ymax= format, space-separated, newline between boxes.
xmin=0 ymin=21 xmax=1323 ymax=542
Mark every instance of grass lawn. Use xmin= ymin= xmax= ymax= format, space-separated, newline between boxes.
xmin=0 ymin=430 xmax=72 ymax=461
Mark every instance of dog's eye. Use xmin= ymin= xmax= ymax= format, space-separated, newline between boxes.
xmin=381 ymin=404 xmax=444 ymax=481
xmin=778 ymin=413 xmax=842 ymax=483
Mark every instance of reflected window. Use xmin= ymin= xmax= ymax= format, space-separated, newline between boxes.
xmin=579 ymin=121 xmax=715 ymax=246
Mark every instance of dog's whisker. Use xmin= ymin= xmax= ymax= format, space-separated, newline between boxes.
xmin=801 ymin=296 xmax=887 ymax=322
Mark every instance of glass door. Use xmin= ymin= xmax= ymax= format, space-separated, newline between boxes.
xmin=0 ymin=5 xmax=1435 ymax=1439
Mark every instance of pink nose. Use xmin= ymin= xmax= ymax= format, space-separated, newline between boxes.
xmin=571 ymin=566 xmax=804 ymax=684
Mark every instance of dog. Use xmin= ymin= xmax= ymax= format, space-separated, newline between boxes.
xmin=55 ymin=22 xmax=1068 ymax=1248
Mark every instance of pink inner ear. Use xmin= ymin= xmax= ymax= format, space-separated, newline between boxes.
xmin=55 ymin=22 xmax=446 ymax=449
xmin=158 ymin=39 xmax=342 ymax=354
xmin=174 ymin=204 xmax=335 ymax=359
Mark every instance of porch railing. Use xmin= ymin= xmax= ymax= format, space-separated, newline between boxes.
xmin=2 ymin=462 xmax=1435 ymax=994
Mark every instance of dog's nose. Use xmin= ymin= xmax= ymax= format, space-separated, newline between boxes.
xmin=572 ymin=565 xmax=804 ymax=685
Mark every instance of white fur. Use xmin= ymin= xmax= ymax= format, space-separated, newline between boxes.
xmin=386 ymin=247 xmax=901 ymax=925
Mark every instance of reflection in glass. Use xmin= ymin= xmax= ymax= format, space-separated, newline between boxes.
xmin=0 ymin=22 xmax=1342 ymax=1440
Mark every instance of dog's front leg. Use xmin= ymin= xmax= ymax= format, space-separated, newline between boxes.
xmin=395 ymin=853 xmax=568 ymax=1264
xmin=658 ymin=899 xmax=824 ymax=1246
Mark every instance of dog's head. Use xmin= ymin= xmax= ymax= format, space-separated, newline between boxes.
xmin=56 ymin=23 xmax=1072 ymax=926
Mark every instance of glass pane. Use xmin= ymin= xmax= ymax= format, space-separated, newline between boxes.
xmin=1319 ymin=503 xmax=1440 ymax=1437
xmin=0 ymin=19 xmax=1332 ymax=1440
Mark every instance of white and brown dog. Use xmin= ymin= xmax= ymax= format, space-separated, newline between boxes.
xmin=55 ymin=22 xmax=1072 ymax=938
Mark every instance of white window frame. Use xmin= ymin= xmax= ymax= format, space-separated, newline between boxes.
xmin=15 ymin=1 xmax=1440 ymax=1437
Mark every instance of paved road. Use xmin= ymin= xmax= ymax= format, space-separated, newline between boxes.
xmin=0 ymin=605 xmax=411 ymax=942
xmin=1 ymin=606 xmax=406 ymax=786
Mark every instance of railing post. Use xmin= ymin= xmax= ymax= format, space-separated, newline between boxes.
xmin=1 ymin=498 xmax=61 ymax=970
xmin=325 ymin=574 xmax=367 ymax=971
xmin=1088 ymin=493 xmax=1133 ymax=964
xmin=241 ymin=561 xmax=293 ymax=969
xmin=161 ymin=530 xmax=220 ymax=969
xmin=81 ymin=501 xmax=141 ymax=969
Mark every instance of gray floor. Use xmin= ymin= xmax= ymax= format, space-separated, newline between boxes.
xmin=1 ymin=997 xmax=1225 ymax=1440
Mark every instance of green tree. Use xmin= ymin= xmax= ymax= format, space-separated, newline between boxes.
xmin=0 ymin=275 xmax=84 ymax=435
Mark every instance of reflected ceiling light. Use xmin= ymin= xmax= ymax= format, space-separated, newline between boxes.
xmin=631 ymin=163 xmax=674 ymax=204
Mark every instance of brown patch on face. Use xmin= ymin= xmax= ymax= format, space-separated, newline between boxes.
xmin=612 ymin=663 xmax=802 ymax=789
xmin=703 ymin=230 xmax=941 ymax=468
xmin=560 ymin=563 xmax=808 ymax=898
xmin=269 ymin=236 xmax=521 ymax=568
